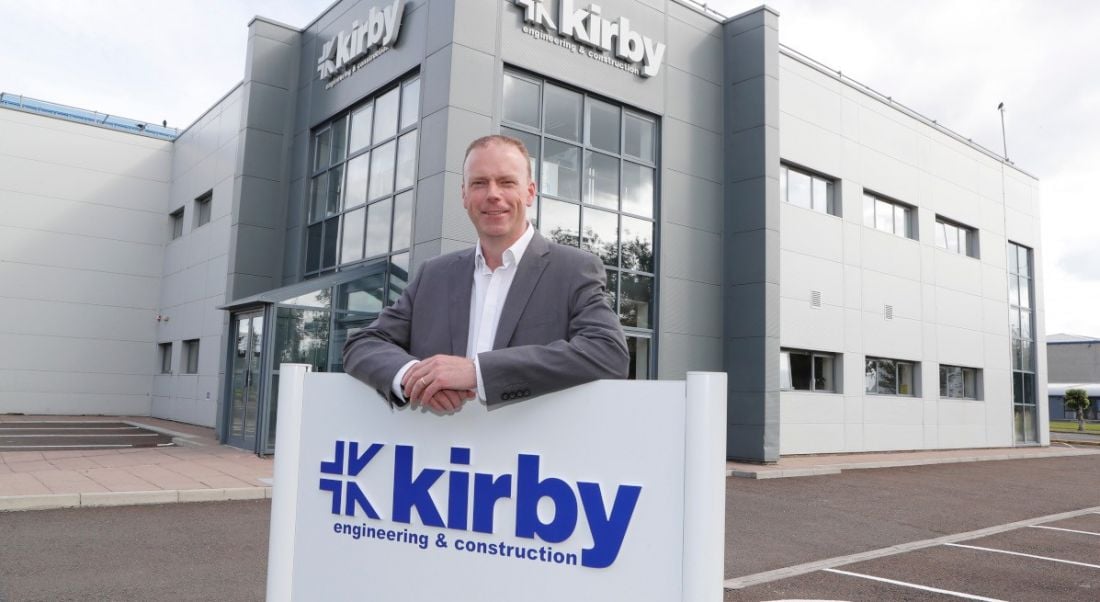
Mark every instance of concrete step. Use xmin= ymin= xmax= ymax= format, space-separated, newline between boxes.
xmin=0 ymin=421 xmax=175 ymax=451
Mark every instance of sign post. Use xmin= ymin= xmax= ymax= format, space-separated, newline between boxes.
xmin=267 ymin=365 xmax=726 ymax=601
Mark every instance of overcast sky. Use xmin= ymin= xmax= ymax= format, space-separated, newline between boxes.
xmin=2 ymin=0 xmax=1095 ymax=336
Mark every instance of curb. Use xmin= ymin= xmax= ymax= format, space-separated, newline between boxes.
xmin=0 ymin=486 xmax=273 ymax=512
xmin=726 ymin=447 xmax=1100 ymax=479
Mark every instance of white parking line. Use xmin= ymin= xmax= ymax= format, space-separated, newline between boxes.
xmin=945 ymin=543 xmax=1100 ymax=569
xmin=823 ymin=568 xmax=1007 ymax=601
xmin=1030 ymin=525 xmax=1100 ymax=536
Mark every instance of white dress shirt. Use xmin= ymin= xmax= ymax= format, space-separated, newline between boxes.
xmin=392 ymin=223 xmax=535 ymax=402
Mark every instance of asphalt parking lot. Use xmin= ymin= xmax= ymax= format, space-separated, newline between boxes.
xmin=724 ymin=454 xmax=1100 ymax=601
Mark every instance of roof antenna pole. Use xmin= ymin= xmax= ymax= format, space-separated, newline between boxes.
xmin=997 ymin=102 xmax=1009 ymax=162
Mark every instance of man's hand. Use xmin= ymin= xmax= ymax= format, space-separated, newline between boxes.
xmin=402 ymin=354 xmax=478 ymax=412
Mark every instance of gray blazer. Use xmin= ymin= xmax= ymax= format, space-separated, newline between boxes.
xmin=342 ymin=230 xmax=630 ymax=406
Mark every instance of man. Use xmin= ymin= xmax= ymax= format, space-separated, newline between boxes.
xmin=343 ymin=135 xmax=629 ymax=412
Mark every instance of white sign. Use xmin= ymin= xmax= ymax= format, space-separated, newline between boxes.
xmin=266 ymin=367 xmax=727 ymax=601
xmin=514 ymin=0 xmax=667 ymax=77
xmin=317 ymin=0 xmax=406 ymax=88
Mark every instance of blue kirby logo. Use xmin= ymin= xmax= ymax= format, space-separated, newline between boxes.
xmin=318 ymin=441 xmax=642 ymax=569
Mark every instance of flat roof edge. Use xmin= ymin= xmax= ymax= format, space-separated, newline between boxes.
xmin=248 ymin=15 xmax=303 ymax=32
xmin=779 ymin=45 xmax=1039 ymax=181
xmin=174 ymin=81 xmax=245 ymax=140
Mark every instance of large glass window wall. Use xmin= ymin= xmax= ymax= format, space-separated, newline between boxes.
xmin=502 ymin=70 xmax=657 ymax=379
xmin=305 ymin=74 xmax=420 ymax=282
xmin=1009 ymin=242 xmax=1038 ymax=443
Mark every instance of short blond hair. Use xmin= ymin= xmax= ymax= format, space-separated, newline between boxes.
xmin=463 ymin=135 xmax=532 ymax=180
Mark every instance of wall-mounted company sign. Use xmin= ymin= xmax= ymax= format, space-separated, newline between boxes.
xmin=317 ymin=0 xmax=406 ymax=90
xmin=266 ymin=366 xmax=727 ymax=601
xmin=513 ymin=0 xmax=667 ymax=78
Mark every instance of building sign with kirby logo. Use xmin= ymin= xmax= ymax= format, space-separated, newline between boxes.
xmin=317 ymin=0 xmax=406 ymax=89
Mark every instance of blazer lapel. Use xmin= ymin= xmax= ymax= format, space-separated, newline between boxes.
xmin=448 ymin=250 xmax=475 ymax=356
xmin=493 ymin=231 xmax=550 ymax=350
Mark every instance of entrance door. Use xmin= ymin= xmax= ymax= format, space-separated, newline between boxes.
xmin=228 ymin=310 xmax=264 ymax=451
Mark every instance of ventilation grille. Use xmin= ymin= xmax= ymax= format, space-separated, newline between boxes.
xmin=810 ymin=290 xmax=822 ymax=308
xmin=884 ymin=304 xmax=894 ymax=320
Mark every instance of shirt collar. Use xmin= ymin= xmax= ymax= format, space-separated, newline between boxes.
xmin=475 ymin=221 xmax=535 ymax=273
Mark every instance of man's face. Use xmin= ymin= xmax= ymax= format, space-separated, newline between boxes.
xmin=461 ymin=141 xmax=536 ymax=246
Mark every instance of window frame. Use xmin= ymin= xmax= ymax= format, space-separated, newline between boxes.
xmin=194 ymin=191 xmax=212 ymax=228
xmin=863 ymin=191 xmax=916 ymax=240
xmin=780 ymin=163 xmax=839 ymax=217
xmin=780 ymin=348 xmax=839 ymax=393
xmin=169 ymin=207 xmax=184 ymax=240
xmin=935 ymin=215 xmax=978 ymax=258
xmin=159 ymin=342 xmax=173 ymax=374
xmin=183 ymin=339 xmax=200 ymax=374
xmin=939 ymin=364 xmax=980 ymax=400
xmin=865 ymin=356 xmax=917 ymax=396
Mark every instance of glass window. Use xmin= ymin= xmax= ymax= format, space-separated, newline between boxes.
xmin=306 ymin=223 xmax=322 ymax=272
xmin=586 ymin=97 xmax=620 ymax=153
xmin=322 ymin=216 xmax=339 ymax=268
xmin=866 ymin=357 xmax=916 ymax=395
xmin=781 ymin=164 xmax=836 ymax=215
xmin=391 ymin=191 xmax=413 ymax=252
xmin=623 ymin=112 xmax=655 ymax=162
xmin=786 ymin=169 xmax=812 ymax=209
xmin=326 ymin=165 xmax=344 ymax=216
xmin=349 ymin=104 xmax=373 ymax=153
xmin=373 ymin=87 xmax=400 ymax=143
xmin=583 ymin=150 xmax=618 ymax=209
xmin=866 ymin=192 xmax=915 ymax=239
xmin=344 ymin=152 xmax=369 ymax=209
xmin=194 ymin=192 xmax=212 ymax=227
xmin=540 ymin=198 xmax=579 ymax=246
xmin=626 ymin=336 xmax=650 ymax=380
xmin=939 ymin=365 xmax=979 ymax=399
xmin=812 ymin=178 xmax=829 ymax=214
xmin=779 ymin=351 xmax=792 ymax=390
xmin=541 ymin=140 xmax=580 ymax=200
xmin=183 ymin=339 xmax=200 ymax=374
xmin=315 ymin=128 xmax=331 ymax=172
xmin=400 ymin=77 xmax=420 ymax=131
xmin=309 ymin=173 xmax=328 ymax=223
xmin=369 ymin=140 xmax=396 ymax=200
xmin=543 ymin=84 xmax=582 ymax=141
xmin=395 ymin=131 xmax=418 ymax=191
xmin=170 ymin=207 xmax=184 ymax=240
xmin=159 ymin=343 xmax=172 ymax=374
xmin=365 ymin=198 xmax=393 ymax=258
xmin=330 ymin=116 xmax=348 ymax=164
xmin=503 ymin=127 xmax=540 ymax=181
xmin=622 ymin=162 xmax=653 ymax=218
xmin=935 ymin=216 xmax=978 ymax=258
xmin=620 ymin=216 xmax=653 ymax=273
xmin=619 ymin=274 xmax=653 ymax=328
xmin=782 ymin=349 xmax=837 ymax=392
xmin=503 ymin=72 xmax=541 ymax=129
xmin=340 ymin=207 xmax=365 ymax=264
xmin=582 ymin=207 xmax=618 ymax=267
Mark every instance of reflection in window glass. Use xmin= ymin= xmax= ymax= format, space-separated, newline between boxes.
xmin=323 ymin=217 xmax=339 ymax=268
xmin=503 ymin=73 xmax=541 ymax=129
xmin=389 ymin=253 xmax=410 ymax=305
xmin=331 ymin=116 xmax=347 ymax=164
xmin=315 ymin=129 xmax=331 ymax=171
xmin=327 ymin=165 xmax=344 ymax=216
xmin=344 ymin=153 xmax=369 ymax=209
xmin=349 ymin=104 xmax=373 ymax=153
xmin=779 ymin=351 xmax=792 ymax=390
xmin=624 ymin=112 xmax=655 ymax=162
xmin=586 ymin=98 xmax=620 ymax=153
xmin=582 ymin=207 xmax=618 ymax=266
xmin=875 ymin=199 xmax=893 ymax=232
xmin=400 ymin=78 xmax=420 ymax=131
xmin=584 ymin=150 xmax=618 ymax=209
xmin=626 ymin=336 xmax=650 ymax=379
xmin=373 ymin=87 xmax=400 ymax=143
xmin=605 ymin=269 xmax=618 ymax=317
xmin=395 ymin=131 xmax=418 ymax=191
xmin=391 ymin=191 xmax=413 ymax=252
xmin=340 ymin=207 xmax=365 ymax=264
xmin=786 ymin=169 xmax=812 ymax=209
xmin=620 ymin=216 xmax=653 ymax=273
xmin=542 ymin=140 xmax=580 ymax=200
xmin=539 ymin=198 xmax=579 ymax=246
xmin=503 ymin=127 xmax=540 ymax=181
xmin=894 ymin=205 xmax=909 ymax=238
xmin=275 ymin=308 xmax=330 ymax=370
xmin=365 ymin=198 xmax=393 ymax=258
xmin=544 ymin=84 xmax=582 ymax=141
xmin=620 ymin=274 xmax=653 ymax=328
xmin=310 ymin=173 xmax=328 ymax=223
xmin=622 ymin=162 xmax=653 ymax=218
xmin=306 ymin=223 xmax=322 ymax=272
xmin=369 ymin=140 xmax=396 ymax=200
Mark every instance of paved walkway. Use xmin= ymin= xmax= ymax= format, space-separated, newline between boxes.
xmin=727 ymin=443 xmax=1100 ymax=478
xmin=5 ymin=415 xmax=1100 ymax=509
xmin=0 ymin=415 xmax=271 ymax=511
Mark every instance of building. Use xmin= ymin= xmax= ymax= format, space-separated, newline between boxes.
xmin=0 ymin=0 xmax=1046 ymax=462
xmin=1046 ymin=333 xmax=1100 ymax=421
